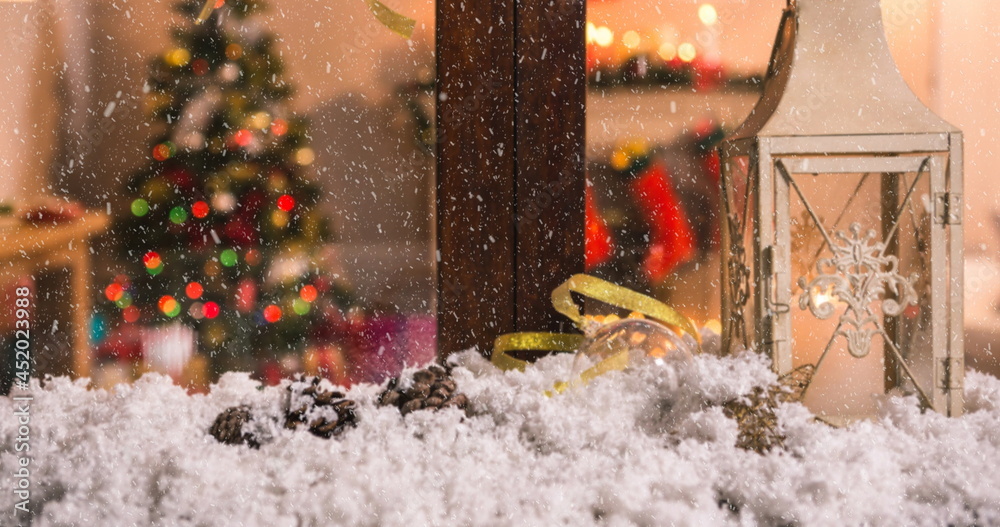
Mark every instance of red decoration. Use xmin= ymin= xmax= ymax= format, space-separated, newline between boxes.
xmin=270 ymin=118 xmax=288 ymax=136
xmin=585 ymin=185 xmax=614 ymax=270
xmin=191 ymin=58 xmax=210 ymax=76
xmin=263 ymin=305 xmax=282 ymax=323
xmin=232 ymin=129 xmax=253 ymax=147
xmin=630 ymin=162 xmax=696 ymax=282
xmin=185 ymin=282 xmax=204 ymax=299
xmin=235 ymin=278 xmax=257 ymax=313
xmin=123 ymin=305 xmax=141 ymax=323
xmin=276 ymin=194 xmax=295 ymax=212
xmin=203 ymin=301 xmax=221 ymax=319
xmin=191 ymin=201 xmax=210 ymax=219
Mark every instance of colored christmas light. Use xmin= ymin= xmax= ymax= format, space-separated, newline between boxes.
xmin=158 ymin=295 xmax=180 ymax=317
xmin=186 ymin=282 xmax=204 ymax=299
xmin=299 ymin=285 xmax=318 ymax=303
xmin=270 ymin=119 xmax=288 ymax=136
xmin=131 ymin=199 xmax=150 ymax=217
xmin=220 ymin=249 xmax=239 ymax=267
xmin=143 ymin=251 xmax=162 ymax=269
xmin=294 ymin=147 xmax=315 ymax=165
xmin=225 ymin=43 xmax=243 ymax=60
xmin=292 ymin=298 xmax=310 ymax=316
xmin=115 ymin=292 xmax=133 ymax=309
xmin=233 ymin=129 xmax=253 ymax=147
xmin=152 ymin=142 xmax=175 ymax=162
xmin=105 ymin=283 xmax=124 ymax=302
xmin=276 ymin=194 xmax=295 ymax=212
xmin=192 ymin=58 xmax=210 ymax=76
xmin=147 ymin=264 xmax=164 ymax=276
xmin=123 ymin=305 xmax=140 ymax=323
xmin=203 ymin=301 xmax=221 ymax=319
xmin=263 ymin=304 xmax=282 ymax=323
xmin=164 ymin=48 xmax=191 ymax=67
xmin=170 ymin=206 xmax=189 ymax=224
xmin=271 ymin=210 xmax=289 ymax=228
xmin=191 ymin=201 xmax=210 ymax=218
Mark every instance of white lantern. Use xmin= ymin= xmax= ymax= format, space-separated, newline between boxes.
xmin=719 ymin=0 xmax=963 ymax=423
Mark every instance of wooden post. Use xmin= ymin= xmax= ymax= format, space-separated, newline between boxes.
xmin=436 ymin=0 xmax=586 ymax=356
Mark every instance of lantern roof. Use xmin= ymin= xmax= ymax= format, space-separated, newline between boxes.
xmin=728 ymin=0 xmax=958 ymax=142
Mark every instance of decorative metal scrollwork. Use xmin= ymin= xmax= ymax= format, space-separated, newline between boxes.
xmin=727 ymin=211 xmax=751 ymax=347
xmin=797 ymin=223 xmax=918 ymax=358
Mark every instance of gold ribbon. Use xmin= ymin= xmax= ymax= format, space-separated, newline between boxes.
xmin=492 ymin=274 xmax=701 ymax=373
xmin=196 ymin=0 xmax=416 ymax=39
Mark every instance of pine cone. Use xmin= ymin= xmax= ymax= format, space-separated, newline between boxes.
xmin=209 ymin=406 xmax=260 ymax=448
xmin=722 ymin=364 xmax=816 ymax=453
xmin=285 ymin=375 xmax=358 ymax=439
xmin=378 ymin=364 xmax=469 ymax=415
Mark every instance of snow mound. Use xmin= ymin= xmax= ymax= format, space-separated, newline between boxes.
xmin=3 ymin=350 xmax=1000 ymax=526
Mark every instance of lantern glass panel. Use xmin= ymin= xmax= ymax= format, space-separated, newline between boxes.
xmin=777 ymin=155 xmax=943 ymax=421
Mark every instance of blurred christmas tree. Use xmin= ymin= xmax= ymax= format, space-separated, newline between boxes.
xmin=105 ymin=0 xmax=354 ymax=369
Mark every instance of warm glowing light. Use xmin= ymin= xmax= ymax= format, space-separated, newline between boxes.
xmin=593 ymin=26 xmax=614 ymax=48
xmin=225 ymin=43 xmax=243 ymax=60
xmin=299 ymin=285 xmax=318 ymax=303
xmin=164 ymin=48 xmax=191 ymax=68
xmin=698 ymin=4 xmax=718 ymax=26
xmin=248 ymin=111 xmax=271 ymax=130
xmin=678 ymin=42 xmax=697 ymax=62
xmin=263 ymin=304 xmax=282 ymax=323
xmin=185 ymin=282 xmax=204 ymax=299
xmin=294 ymin=147 xmax=315 ymax=165
xmin=657 ymin=42 xmax=677 ymax=61
xmin=621 ymin=30 xmax=641 ymax=50
xmin=585 ymin=22 xmax=597 ymax=44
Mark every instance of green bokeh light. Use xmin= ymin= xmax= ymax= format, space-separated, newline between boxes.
xmin=115 ymin=292 xmax=133 ymax=309
xmin=147 ymin=263 xmax=164 ymax=276
xmin=131 ymin=199 xmax=150 ymax=217
xmin=292 ymin=298 xmax=310 ymax=316
xmin=169 ymin=206 xmax=188 ymax=224
xmin=220 ymin=249 xmax=239 ymax=267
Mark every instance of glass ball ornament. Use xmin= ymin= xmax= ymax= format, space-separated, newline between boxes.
xmin=565 ymin=317 xmax=694 ymax=391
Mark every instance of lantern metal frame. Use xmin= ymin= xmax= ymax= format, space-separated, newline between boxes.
xmin=719 ymin=0 xmax=963 ymax=418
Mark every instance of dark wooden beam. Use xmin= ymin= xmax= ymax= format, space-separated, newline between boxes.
xmin=514 ymin=0 xmax=587 ymax=332
xmin=436 ymin=0 xmax=586 ymax=356
xmin=436 ymin=0 xmax=517 ymax=354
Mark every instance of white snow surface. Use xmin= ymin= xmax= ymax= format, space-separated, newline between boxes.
xmin=3 ymin=344 xmax=1000 ymax=526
